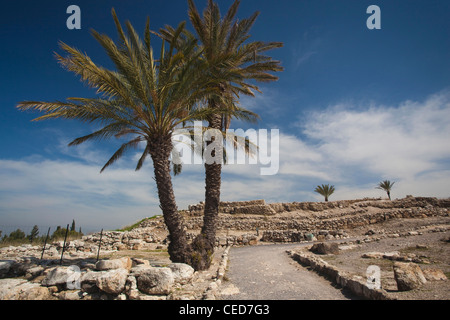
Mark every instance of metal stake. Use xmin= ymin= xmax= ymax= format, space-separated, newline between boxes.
xmin=96 ymin=229 xmax=103 ymax=262
xmin=40 ymin=227 xmax=51 ymax=260
xmin=60 ymin=224 xmax=70 ymax=265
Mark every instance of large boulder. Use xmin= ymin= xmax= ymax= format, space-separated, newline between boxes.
xmin=310 ymin=242 xmax=340 ymax=255
xmin=42 ymin=266 xmax=80 ymax=288
xmin=0 ymin=279 xmax=52 ymax=300
xmin=95 ymin=257 xmax=132 ymax=271
xmin=25 ymin=266 xmax=45 ymax=279
xmin=80 ymin=270 xmax=105 ymax=293
xmin=393 ymin=262 xmax=427 ymax=291
xmin=95 ymin=268 xmax=129 ymax=295
xmin=169 ymin=263 xmax=195 ymax=285
xmin=135 ymin=267 xmax=174 ymax=295
xmin=0 ymin=260 xmax=14 ymax=278
xmin=0 ymin=279 xmax=27 ymax=299
xmin=12 ymin=282 xmax=53 ymax=300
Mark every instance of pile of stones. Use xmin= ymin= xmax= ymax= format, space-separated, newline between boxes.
xmin=0 ymin=256 xmax=207 ymax=300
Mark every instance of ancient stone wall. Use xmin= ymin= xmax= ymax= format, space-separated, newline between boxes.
xmin=2 ymin=197 xmax=448 ymax=258
xmin=183 ymin=197 xmax=449 ymax=243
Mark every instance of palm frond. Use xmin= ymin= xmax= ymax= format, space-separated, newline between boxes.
xmin=314 ymin=184 xmax=335 ymax=197
xmin=68 ymin=122 xmax=130 ymax=146
xmin=17 ymin=9 xmax=223 ymax=175
xmin=376 ymin=180 xmax=395 ymax=191
xmin=100 ymin=136 xmax=143 ymax=173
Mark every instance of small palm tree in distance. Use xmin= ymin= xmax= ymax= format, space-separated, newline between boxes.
xmin=314 ymin=184 xmax=335 ymax=202
xmin=376 ymin=180 xmax=395 ymax=200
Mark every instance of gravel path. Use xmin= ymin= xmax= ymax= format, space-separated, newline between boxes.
xmin=220 ymin=243 xmax=357 ymax=300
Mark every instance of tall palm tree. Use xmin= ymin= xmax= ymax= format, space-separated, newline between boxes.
xmin=17 ymin=9 xmax=217 ymax=265
xmin=159 ymin=0 xmax=283 ymax=270
xmin=376 ymin=180 xmax=395 ymax=200
xmin=314 ymin=184 xmax=335 ymax=202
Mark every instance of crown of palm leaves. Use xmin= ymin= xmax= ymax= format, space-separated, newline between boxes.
xmin=17 ymin=9 xmax=224 ymax=173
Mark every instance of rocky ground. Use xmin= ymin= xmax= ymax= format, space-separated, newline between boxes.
xmin=1 ymin=196 xmax=449 ymax=300
xmin=310 ymin=217 xmax=450 ymax=300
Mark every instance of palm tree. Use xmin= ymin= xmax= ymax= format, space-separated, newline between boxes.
xmin=314 ymin=184 xmax=335 ymax=202
xmin=159 ymin=0 xmax=283 ymax=270
xmin=376 ymin=180 xmax=395 ymax=200
xmin=17 ymin=9 xmax=217 ymax=265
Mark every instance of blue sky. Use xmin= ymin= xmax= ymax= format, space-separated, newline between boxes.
xmin=1 ymin=0 xmax=449 ymax=234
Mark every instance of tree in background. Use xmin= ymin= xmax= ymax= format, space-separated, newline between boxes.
xmin=314 ymin=184 xmax=335 ymax=202
xmin=8 ymin=229 xmax=26 ymax=241
xmin=376 ymin=180 xmax=395 ymax=200
xmin=50 ymin=225 xmax=83 ymax=240
xmin=51 ymin=226 xmax=66 ymax=240
xmin=1 ymin=229 xmax=26 ymax=243
xmin=70 ymin=220 xmax=76 ymax=232
xmin=28 ymin=225 xmax=40 ymax=243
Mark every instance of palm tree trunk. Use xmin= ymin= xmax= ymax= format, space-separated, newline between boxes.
xmin=149 ymin=136 xmax=191 ymax=264
xmin=190 ymin=110 xmax=223 ymax=271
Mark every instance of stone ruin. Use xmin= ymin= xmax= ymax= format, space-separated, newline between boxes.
xmin=2 ymin=196 xmax=449 ymax=260
xmin=1 ymin=196 xmax=449 ymax=300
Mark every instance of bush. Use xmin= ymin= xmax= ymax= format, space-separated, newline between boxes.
xmin=1 ymin=229 xmax=28 ymax=246
xmin=51 ymin=226 xmax=83 ymax=241
xmin=9 ymin=229 xmax=26 ymax=240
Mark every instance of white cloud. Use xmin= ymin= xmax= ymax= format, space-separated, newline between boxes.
xmin=1 ymin=91 xmax=449 ymax=233
xmin=0 ymin=158 xmax=161 ymax=233
xmin=216 ymin=89 xmax=450 ymax=202
xmin=301 ymin=90 xmax=450 ymax=181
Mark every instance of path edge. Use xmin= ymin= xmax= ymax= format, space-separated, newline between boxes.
xmin=286 ymin=250 xmax=393 ymax=300
xmin=202 ymin=246 xmax=231 ymax=300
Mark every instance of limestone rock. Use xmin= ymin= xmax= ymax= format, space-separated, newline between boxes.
xmin=169 ymin=263 xmax=194 ymax=285
xmin=0 ymin=279 xmax=52 ymax=300
xmin=310 ymin=242 xmax=340 ymax=255
xmin=124 ymin=275 xmax=140 ymax=300
xmin=42 ymin=266 xmax=78 ymax=287
xmin=136 ymin=267 xmax=174 ymax=295
xmin=57 ymin=290 xmax=84 ymax=300
xmin=96 ymin=268 xmax=129 ymax=295
xmin=25 ymin=266 xmax=44 ymax=279
xmin=362 ymin=252 xmax=384 ymax=259
xmin=14 ymin=282 xmax=52 ymax=300
xmin=422 ymin=268 xmax=447 ymax=281
xmin=132 ymin=258 xmax=150 ymax=267
xmin=0 ymin=260 xmax=14 ymax=278
xmin=393 ymin=262 xmax=427 ymax=291
xmin=382 ymin=251 xmax=401 ymax=260
xmin=95 ymin=257 xmax=132 ymax=271
xmin=0 ymin=278 xmax=27 ymax=299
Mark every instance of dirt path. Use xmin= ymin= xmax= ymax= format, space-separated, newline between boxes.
xmin=220 ymin=243 xmax=357 ymax=300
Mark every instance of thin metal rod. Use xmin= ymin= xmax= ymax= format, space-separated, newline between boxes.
xmin=60 ymin=224 xmax=70 ymax=265
xmin=40 ymin=227 xmax=51 ymax=260
xmin=96 ymin=229 xmax=103 ymax=262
